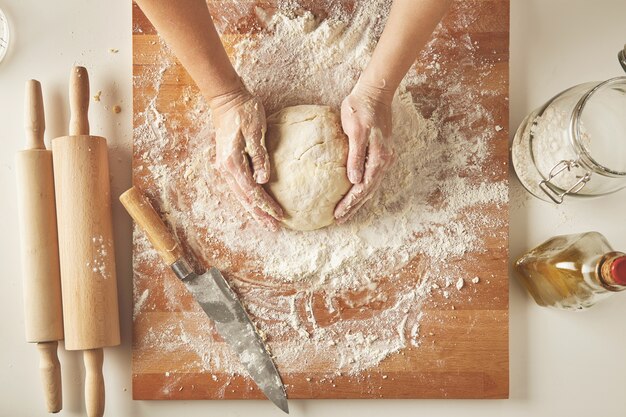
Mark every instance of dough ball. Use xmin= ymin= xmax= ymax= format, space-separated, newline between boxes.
xmin=264 ymin=105 xmax=351 ymax=231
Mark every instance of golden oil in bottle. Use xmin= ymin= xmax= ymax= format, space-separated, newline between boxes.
xmin=514 ymin=232 xmax=626 ymax=310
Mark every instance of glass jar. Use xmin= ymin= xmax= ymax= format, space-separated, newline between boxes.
xmin=511 ymin=76 xmax=626 ymax=203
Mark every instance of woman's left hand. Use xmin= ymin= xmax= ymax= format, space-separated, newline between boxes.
xmin=335 ymin=81 xmax=395 ymax=223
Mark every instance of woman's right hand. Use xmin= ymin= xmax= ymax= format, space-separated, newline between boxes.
xmin=209 ymin=82 xmax=283 ymax=231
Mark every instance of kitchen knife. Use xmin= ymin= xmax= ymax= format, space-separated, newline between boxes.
xmin=119 ymin=187 xmax=288 ymax=413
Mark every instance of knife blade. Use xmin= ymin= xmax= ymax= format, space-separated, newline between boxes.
xmin=120 ymin=187 xmax=288 ymax=413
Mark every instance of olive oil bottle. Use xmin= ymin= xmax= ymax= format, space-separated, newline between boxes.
xmin=514 ymin=232 xmax=626 ymax=310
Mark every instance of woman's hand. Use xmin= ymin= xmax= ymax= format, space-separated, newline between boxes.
xmin=210 ymin=83 xmax=283 ymax=231
xmin=335 ymin=81 xmax=395 ymax=223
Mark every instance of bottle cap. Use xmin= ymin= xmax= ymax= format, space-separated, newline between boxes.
xmin=611 ymin=256 xmax=626 ymax=286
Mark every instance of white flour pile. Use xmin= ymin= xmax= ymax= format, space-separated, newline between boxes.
xmin=132 ymin=0 xmax=507 ymax=382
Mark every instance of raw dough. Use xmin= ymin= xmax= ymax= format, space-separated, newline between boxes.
xmin=264 ymin=105 xmax=351 ymax=231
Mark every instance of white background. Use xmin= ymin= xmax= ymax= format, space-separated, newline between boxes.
xmin=1 ymin=0 xmax=626 ymax=416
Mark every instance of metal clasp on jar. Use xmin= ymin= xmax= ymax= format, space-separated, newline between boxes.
xmin=619 ymin=44 xmax=626 ymax=73
xmin=538 ymin=159 xmax=592 ymax=204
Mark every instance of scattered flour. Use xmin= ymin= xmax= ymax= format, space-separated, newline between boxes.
xmin=133 ymin=288 xmax=150 ymax=320
xmin=87 ymin=234 xmax=111 ymax=280
xmin=131 ymin=0 xmax=508 ymax=381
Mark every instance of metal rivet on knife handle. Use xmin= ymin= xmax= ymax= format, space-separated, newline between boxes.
xmin=119 ymin=186 xmax=184 ymax=266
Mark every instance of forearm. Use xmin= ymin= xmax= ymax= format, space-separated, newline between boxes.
xmin=361 ymin=0 xmax=451 ymax=97
xmin=135 ymin=0 xmax=241 ymax=106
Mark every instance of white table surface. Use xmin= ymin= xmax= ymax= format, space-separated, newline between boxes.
xmin=1 ymin=1 xmax=626 ymax=416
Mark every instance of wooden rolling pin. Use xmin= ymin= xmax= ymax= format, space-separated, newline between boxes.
xmin=52 ymin=66 xmax=120 ymax=417
xmin=15 ymin=80 xmax=64 ymax=413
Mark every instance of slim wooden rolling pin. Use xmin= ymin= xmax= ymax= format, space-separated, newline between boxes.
xmin=15 ymin=80 xmax=64 ymax=413
xmin=52 ymin=67 xmax=120 ymax=417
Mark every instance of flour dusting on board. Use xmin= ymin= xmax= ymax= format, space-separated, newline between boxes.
xmin=132 ymin=0 xmax=507 ymax=382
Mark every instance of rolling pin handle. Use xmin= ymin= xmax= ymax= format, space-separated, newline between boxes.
xmin=24 ymin=80 xmax=46 ymax=150
xmin=37 ymin=341 xmax=62 ymax=413
xmin=119 ymin=187 xmax=185 ymax=266
xmin=69 ymin=66 xmax=90 ymax=136
xmin=84 ymin=348 xmax=105 ymax=417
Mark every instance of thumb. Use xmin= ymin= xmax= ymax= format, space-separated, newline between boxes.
xmin=244 ymin=126 xmax=270 ymax=184
xmin=344 ymin=122 xmax=369 ymax=184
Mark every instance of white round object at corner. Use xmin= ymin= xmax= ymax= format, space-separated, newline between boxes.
xmin=0 ymin=7 xmax=10 ymax=63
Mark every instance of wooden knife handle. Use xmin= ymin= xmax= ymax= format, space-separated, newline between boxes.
xmin=24 ymin=80 xmax=45 ymax=150
xmin=119 ymin=187 xmax=183 ymax=266
xmin=37 ymin=341 xmax=62 ymax=413
xmin=69 ymin=66 xmax=90 ymax=136
xmin=84 ymin=349 xmax=104 ymax=417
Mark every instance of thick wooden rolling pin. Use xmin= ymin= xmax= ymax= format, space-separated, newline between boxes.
xmin=15 ymin=80 xmax=64 ymax=413
xmin=52 ymin=67 xmax=120 ymax=417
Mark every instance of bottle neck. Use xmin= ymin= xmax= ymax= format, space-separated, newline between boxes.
xmin=599 ymin=252 xmax=626 ymax=290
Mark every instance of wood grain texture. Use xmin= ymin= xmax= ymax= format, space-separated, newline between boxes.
xmin=83 ymin=348 xmax=105 ymax=417
xmin=24 ymin=80 xmax=45 ymax=150
xmin=132 ymin=0 xmax=509 ymax=400
xmin=16 ymin=150 xmax=64 ymax=343
xmin=37 ymin=341 xmax=62 ymax=413
xmin=69 ymin=66 xmax=90 ymax=136
xmin=120 ymin=187 xmax=184 ymax=266
xmin=17 ymin=79 xmax=64 ymax=413
xmin=52 ymin=134 xmax=121 ymax=350
xmin=17 ymin=79 xmax=64 ymax=344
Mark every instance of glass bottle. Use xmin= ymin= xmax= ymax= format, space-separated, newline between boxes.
xmin=514 ymin=232 xmax=626 ymax=310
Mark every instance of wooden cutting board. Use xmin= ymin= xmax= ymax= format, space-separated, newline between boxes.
xmin=131 ymin=0 xmax=509 ymax=400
